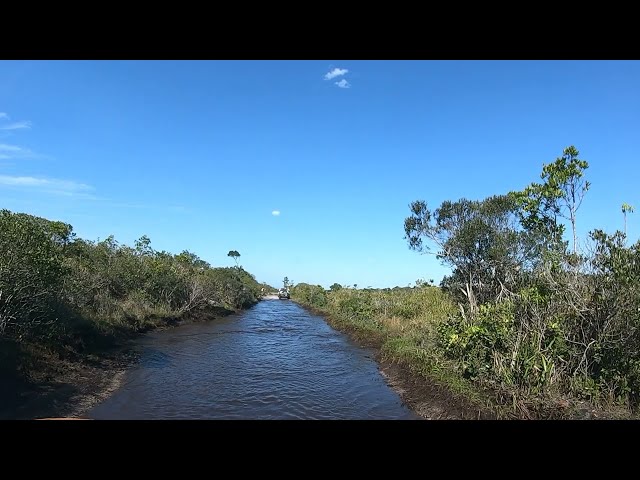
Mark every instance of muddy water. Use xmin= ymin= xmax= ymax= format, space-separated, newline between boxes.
xmin=89 ymin=299 xmax=420 ymax=419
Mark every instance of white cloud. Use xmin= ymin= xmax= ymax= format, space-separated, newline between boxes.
xmin=335 ymin=79 xmax=351 ymax=89
xmin=0 ymin=143 xmax=43 ymax=160
xmin=0 ymin=113 xmax=8 ymax=120
xmin=272 ymin=210 xmax=281 ymax=216
xmin=0 ymin=175 xmax=93 ymax=195
xmin=324 ymin=68 xmax=348 ymax=80
xmin=0 ymin=143 xmax=24 ymax=153
xmin=0 ymin=121 xmax=31 ymax=130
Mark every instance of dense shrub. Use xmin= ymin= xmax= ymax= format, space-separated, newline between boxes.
xmin=0 ymin=209 xmax=262 ymax=351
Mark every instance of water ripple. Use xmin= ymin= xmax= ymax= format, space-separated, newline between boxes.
xmin=89 ymin=299 xmax=419 ymax=419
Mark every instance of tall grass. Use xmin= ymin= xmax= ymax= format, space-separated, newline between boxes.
xmin=291 ymin=282 xmax=636 ymax=419
xmin=290 ymin=284 xmax=494 ymax=411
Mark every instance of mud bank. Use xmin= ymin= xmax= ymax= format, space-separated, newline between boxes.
xmin=0 ymin=306 xmax=238 ymax=420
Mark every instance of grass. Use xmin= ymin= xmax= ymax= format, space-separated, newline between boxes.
xmin=291 ymin=285 xmax=506 ymax=418
xmin=290 ymin=285 xmax=635 ymax=419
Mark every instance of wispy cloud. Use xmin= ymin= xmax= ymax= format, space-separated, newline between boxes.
xmin=272 ymin=210 xmax=281 ymax=216
xmin=324 ymin=67 xmax=348 ymax=80
xmin=0 ymin=112 xmax=32 ymax=130
xmin=0 ymin=143 xmax=43 ymax=160
xmin=0 ymin=143 xmax=25 ymax=153
xmin=0 ymin=116 xmax=94 ymax=200
xmin=0 ymin=121 xmax=32 ymax=130
xmin=0 ymin=175 xmax=93 ymax=196
xmin=335 ymin=79 xmax=351 ymax=89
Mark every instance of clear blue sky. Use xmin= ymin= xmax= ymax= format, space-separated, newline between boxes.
xmin=1 ymin=60 xmax=639 ymax=289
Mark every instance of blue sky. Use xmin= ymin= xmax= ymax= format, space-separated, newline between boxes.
xmin=1 ymin=60 xmax=639 ymax=289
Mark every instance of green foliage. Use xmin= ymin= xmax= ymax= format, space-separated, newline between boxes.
xmin=436 ymin=287 xmax=568 ymax=396
xmin=290 ymin=283 xmax=327 ymax=308
xmin=405 ymin=194 xmax=532 ymax=308
xmin=583 ymin=229 xmax=640 ymax=403
xmin=540 ymin=147 xmax=590 ymax=216
xmin=513 ymin=146 xmax=589 ymax=255
xmin=402 ymin=145 xmax=640 ymax=415
xmin=0 ymin=209 xmax=262 ymax=356
xmin=332 ymin=289 xmax=376 ymax=321
xmin=204 ymin=267 xmax=260 ymax=310
xmin=438 ymin=301 xmax=515 ymax=380
xmin=0 ymin=210 xmax=66 ymax=338
xmin=329 ymin=283 xmax=343 ymax=292
xmin=293 ymin=283 xmax=455 ymax=329
xmin=13 ymin=212 xmax=76 ymax=247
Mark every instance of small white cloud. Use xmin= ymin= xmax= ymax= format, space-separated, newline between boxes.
xmin=0 ymin=113 xmax=8 ymax=120
xmin=272 ymin=210 xmax=281 ymax=216
xmin=0 ymin=121 xmax=31 ymax=130
xmin=324 ymin=68 xmax=348 ymax=80
xmin=335 ymin=79 xmax=351 ymax=89
xmin=0 ymin=175 xmax=93 ymax=195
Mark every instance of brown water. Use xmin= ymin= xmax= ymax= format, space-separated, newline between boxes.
xmin=89 ymin=299 xmax=420 ymax=419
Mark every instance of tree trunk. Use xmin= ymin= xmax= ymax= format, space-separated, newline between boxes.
xmin=571 ymin=209 xmax=577 ymax=255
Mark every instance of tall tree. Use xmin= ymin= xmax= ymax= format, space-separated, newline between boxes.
xmin=227 ymin=250 xmax=241 ymax=267
xmin=511 ymin=146 xmax=590 ymax=260
xmin=541 ymin=146 xmax=589 ymax=255
xmin=622 ymin=203 xmax=635 ymax=237
xmin=405 ymin=194 xmax=528 ymax=309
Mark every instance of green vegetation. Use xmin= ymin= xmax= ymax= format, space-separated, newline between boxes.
xmin=289 ymin=283 xmax=483 ymax=410
xmin=5 ymin=144 xmax=638 ymax=419
xmin=294 ymin=146 xmax=640 ymax=418
xmin=0 ymin=209 xmax=263 ymax=383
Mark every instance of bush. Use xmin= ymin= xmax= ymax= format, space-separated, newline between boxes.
xmin=0 ymin=209 xmax=262 ymax=348
xmin=0 ymin=210 xmax=66 ymax=338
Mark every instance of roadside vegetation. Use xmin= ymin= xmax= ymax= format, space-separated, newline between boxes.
xmin=293 ymin=146 xmax=640 ymax=419
xmin=0 ymin=209 xmax=265 ymax=388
